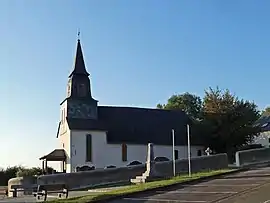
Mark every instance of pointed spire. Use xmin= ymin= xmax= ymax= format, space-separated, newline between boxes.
xmin=69 ymin=32 xmax=90 ymax=77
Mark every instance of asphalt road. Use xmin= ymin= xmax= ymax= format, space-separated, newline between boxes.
xmin=110 ymin=167 xmax=270 ymax=203
xmin=2 ymin=167 xmax=270 ymax=203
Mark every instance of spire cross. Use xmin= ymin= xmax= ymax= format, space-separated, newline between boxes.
xmin=77 ymin=29 xmax=81 ymax=40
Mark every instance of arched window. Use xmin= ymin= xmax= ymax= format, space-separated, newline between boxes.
xmin=86 ymin=134 xmax=92 ymax=162
xmin=122 ymin=143 xmax=127 ymax=162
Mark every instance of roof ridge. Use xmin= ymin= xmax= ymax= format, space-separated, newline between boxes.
xmin=98 ymin=105 xmax=185 ymax=112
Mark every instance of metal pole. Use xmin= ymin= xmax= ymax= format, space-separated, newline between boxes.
xmin=172 ymin=129 xmax=176 ymax=177
xmin=187 ymin=124 xmax=191 ymax=177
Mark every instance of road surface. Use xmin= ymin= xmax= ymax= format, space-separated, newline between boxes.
xmin=110 ymin=167 xmax=270 ymax=203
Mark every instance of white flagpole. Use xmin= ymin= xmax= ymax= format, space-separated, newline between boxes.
xmin=172 ymin=129 xmax=176 ymax=177
xmin=187 ymin=124 xmax=191 ymax=177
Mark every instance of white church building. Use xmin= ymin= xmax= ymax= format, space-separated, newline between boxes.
xmin=39 ymin=37 xmax=205 ymax=173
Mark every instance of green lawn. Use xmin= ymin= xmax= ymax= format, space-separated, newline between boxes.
xmin=48 ymin=169 xmax=235 ymax=203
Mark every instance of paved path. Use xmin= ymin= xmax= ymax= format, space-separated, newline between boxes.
xmin=110 ymin=167 xmax=270 ymax=203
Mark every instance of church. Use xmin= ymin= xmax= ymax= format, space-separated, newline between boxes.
xmin=39 ymin=37 xmax=205 ymax=173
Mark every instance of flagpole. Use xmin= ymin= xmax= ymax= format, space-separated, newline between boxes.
xmin=172 ymin=129 xmax=176 ymax=177
xmin=187 ymin=124 xmax=191 ymax=177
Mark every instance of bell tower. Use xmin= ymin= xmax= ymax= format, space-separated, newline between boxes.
xmin=61 ymin=33 xmax=98 ymax=121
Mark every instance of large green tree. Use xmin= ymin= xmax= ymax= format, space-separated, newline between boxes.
xmin=157 ymin=87 xmax=261 ymax=159
xmin=201 ymin=87 xmax=261 ymax=154
xmin=157 ymin=92 xmax=202 ymax=120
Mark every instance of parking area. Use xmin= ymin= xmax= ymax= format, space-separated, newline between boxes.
xmin=112 ymin=167 xmax=270 ymax=203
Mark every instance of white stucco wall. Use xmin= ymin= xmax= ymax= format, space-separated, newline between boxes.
xmin=252 ymin=131 xmax=270 ymax=147
xmin=58 ymin=101 xmax=71 ymax=172
xmin=68 ymin=130 xmax=204 ymax=173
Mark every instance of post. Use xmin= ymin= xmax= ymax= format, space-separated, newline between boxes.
xmin=12 ymin=188 xmax=17 ymax=197
xmin=187 ymin=124 xmax=191 ymax=177
xmin=172 ymin=129 xmax=176 ymax=177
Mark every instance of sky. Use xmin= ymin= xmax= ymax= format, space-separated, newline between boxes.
xmin=1 ymin=0 xmax=270 ymax=169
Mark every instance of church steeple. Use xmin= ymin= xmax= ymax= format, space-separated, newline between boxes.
xmin=61 ymin=33 xmax=98 ymax=121
xmin=66 ymin=34 xmax=93 ymax=99
xmin=69 ymin=37 xmax=90 ymax=77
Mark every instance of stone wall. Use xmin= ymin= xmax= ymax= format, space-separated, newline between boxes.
xmin=36 ymin=153 xmax=228 ymax=189
xmin=155 ymin=153 xmax=228 ymax=177
xmin=235 ymin=147 xmax=270 ymax=167
xmin=8 ymin=176 xmax=37 ymax=197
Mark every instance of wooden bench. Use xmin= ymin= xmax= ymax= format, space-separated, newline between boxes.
xmin=9 ymin=185 xmax=26 ymax=197
xmin=33 ymin=183 xmax=69 ymax=201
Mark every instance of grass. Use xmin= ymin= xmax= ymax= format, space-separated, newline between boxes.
xmin=48 ymin=169 xmax=235 ymax=203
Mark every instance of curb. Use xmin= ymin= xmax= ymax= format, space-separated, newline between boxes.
xmin=91 ymin=168 xmax=248 ymax=203
xmin=241 ymin=161 xmax=270 ymax=169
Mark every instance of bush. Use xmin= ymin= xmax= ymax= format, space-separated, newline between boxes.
xmin=0 ymin=165 xmax=55 ymax=185
xmin=16 ymin=167 xmax=43 ymax=177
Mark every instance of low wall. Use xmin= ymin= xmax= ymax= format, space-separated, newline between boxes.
xmin=156 ymin=153 xmax=228 ymax=177
xmin=8 ymin=176 xmax=37 ymax=197
xmin=37 ymin=153 xmax=228 ymax=189
xmin=235 ymin=147 xmax=270 ymax=167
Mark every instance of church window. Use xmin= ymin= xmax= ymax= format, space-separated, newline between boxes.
xmin=122 ymin=143 xmax=127 ymax=162
xmin=174 ymin=150 xmax=179 ymax=160
xmin=86 ymin=134 xmax=92 ymax=162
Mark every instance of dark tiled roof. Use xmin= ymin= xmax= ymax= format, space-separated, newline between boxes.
xmin=67 ymin=106 xmax=202 ymax=146
xmin=39 ymin=149 xmax=66 ymax=161
xmin=255 ymin=116 xmax=270 ymax=132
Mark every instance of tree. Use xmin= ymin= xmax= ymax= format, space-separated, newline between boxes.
xmin=16 ymin=166 xmax=55 ymax=177
xmin=16 ymin=167 xmax=42 ymax=177
xmin=156 ymin=103 xmax=164 ymax=109
xmin=201 ymin=87 xmax=261 ymax=155
xmin=157 ymin=92 xmax=203 ymax=120
xmin=261 ymin=107 xmax=270 ymax=116
xmin=157 ymin=87 xmax=261 ymax=163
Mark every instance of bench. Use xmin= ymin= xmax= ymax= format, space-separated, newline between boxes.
xmin=33 ymin=183 xmax=69 ymax=201
xmin=9 ymin=185 xmax=26 ymax=197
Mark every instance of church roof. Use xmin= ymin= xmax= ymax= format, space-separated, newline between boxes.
xmin=66 ymin=106 xmax=203 ymax=146
xmin=254 ymin=115 xmax=270 ymax=132
xmin=39 ymin=149 xmax=66 ymax=161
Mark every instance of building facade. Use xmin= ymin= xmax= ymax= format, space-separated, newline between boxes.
xmin=252 ymin=116 xmax=270 ymax=147
xmin=40 ymin=38 xmax=204 ymax=173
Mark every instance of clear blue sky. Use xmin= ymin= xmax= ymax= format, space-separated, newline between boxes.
xmin=1 ymin=0 xmax=270 ymax=168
